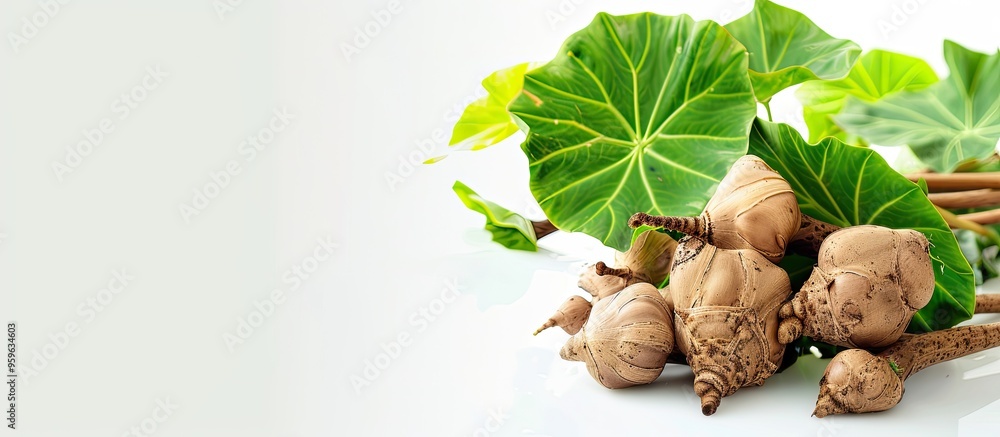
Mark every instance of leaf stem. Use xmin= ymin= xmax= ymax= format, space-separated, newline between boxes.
xmin=927 ymin=189 xmax=1000 ymax=209
xmin=936 ymin=206 xmax=1000 ymax=246
xmin=959 ymin=209 xmax=1000 ymax=226
xmin=762 ymin=101 xmax=773 ymax=122
xmin=905 ymin=172 xmax=1000 ymax=192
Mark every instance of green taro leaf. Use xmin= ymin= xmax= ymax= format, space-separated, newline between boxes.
xmin=748 ymin=119 xmax=975 ymax=332
xmin=510 ymin=12 xmax=756 ymax=251
xmin=453 ymin=181 xmax=538 ymax=251
xmin=797 ymin=50 xmax=939 ymax=144
xmin=916 ymin=177 xmax=929 ymax=195
xmin=837 ymin=41 xmax=1000 ymax=172
xmin=724 ymin=0 xmax=860 ymax=103
xmin=449 ymin=63 xmax=533 ymax=151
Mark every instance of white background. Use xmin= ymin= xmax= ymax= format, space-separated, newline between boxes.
xmin=2 ymin=1 xmax=1000 ymax=436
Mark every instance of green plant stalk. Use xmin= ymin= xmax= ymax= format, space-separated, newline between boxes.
xmin=936 ymin=206 xmax=1000 ymax=247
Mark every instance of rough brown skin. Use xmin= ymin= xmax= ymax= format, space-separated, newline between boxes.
xmin=574 ymin=279 xmax=689 ymax=366
xmin=778 ymin=225 xmax=935 ymax=349
xmin=669 ymin=237 xmax=793 ymax=415
xmin=629 ymin=155 xmax=801 ymax=264
xmin=814 ymin=321 xmax=1000 ymax=417
xmin=533 ymin=295 xmax=592 ymax=336
xmin=786 ymin=215 xmax=841 ymax=258
xmin=977 ymin=294 xmax=1000 ymax=314
xmin=560 ymin=283 xmax=675 ymax=389
xmin=577 ymin=230 xmax=677 ymax=301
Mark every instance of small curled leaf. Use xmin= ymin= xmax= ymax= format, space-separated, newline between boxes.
xmin=453 ymin=181 xmax=538 ymax=251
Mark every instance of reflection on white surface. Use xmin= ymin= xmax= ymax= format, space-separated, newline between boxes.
xmin=964 ymin=356 xmax=1000 ymax=380
xmin=958 ymin=398 xmax=1000 ymax=437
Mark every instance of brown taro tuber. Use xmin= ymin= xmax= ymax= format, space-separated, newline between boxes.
xmin=615 ymin=229 xmax=678 ymax=286
xmin=668 ymin=237 xmax=793 ymax=415
xmin=577 ymin=229 xmax=677 ymax=301
xmin=778 ymin=225 xmax=935 ymax=349
xmin=814 ymin=321 xmax=1000 ymax=417
xmin=629 ymin=155 xmax=801 ymax=263
xmin=560 ymin=282 xmax=675 ymax=389
xmin=533 ymin=295 xmax=592 ymax=336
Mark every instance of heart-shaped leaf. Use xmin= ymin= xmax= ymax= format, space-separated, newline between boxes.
xmin=797 ymin=50 xmax=939 ymax=144
xmin=453 ymin=181 xmax=538 ymax=251
xmin=836 ymin=41 xmax=1000 ymax=172
xmin=449 ymin=63 xmax=533 ymax=151
xmin=748 ymin=119 xmax=975 ymax=332
xmin=724 ymin=0 xmax=860 ymax=103
xmin=510 ymin=12 xmax=756 ymax=251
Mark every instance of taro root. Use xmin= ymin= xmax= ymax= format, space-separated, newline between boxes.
xmin=778 ymin=225 xmax=935 ymax=349
xmin=814 ymin=321 xmax=1000 ymax=417
xmin=578 ymin=229 xmax=677 ymax=301
xmin=533 ymin=295 xmax=592 ymax=336
xmin=560 ymin=283 xmax=674 ymax=389
xmin=629 ymin=155 xmax=801 ymax=263
xmin=669 ymin=237 xmax=793 ymax=415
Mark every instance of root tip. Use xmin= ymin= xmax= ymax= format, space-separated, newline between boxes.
xmin=594 ymin=261 xmax=632 ymax=280
xmin=533 ymin=319 xmax=556 ymax=336
xmin=594 ymin=261 xmax=610 ymax=275
xmin=701 ymin=400 xmax=719 ymax=416
xmin=812 ymin=400 xmax=844 ymax=418
xmin=695 ymin=381 xmax=722 ymax=416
